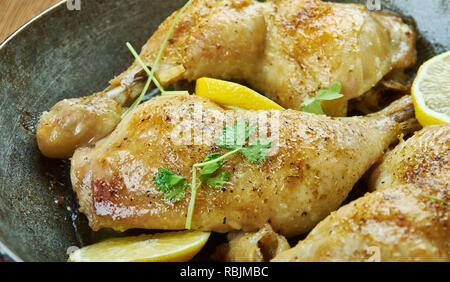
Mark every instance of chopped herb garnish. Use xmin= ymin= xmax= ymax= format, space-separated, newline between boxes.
xmin=153 ymin=168 xmax=188 ymax=203
xmin=420 ymin=194 xmax=449 ymax=207
xmin=301 ymin=82 xmax=344 ymax=114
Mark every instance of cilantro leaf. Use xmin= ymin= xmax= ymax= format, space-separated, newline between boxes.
xmin=204 ymin=171 xmax=230 ymax=189
xmin=161 ymin=184 xmax=187 ymax=203
xmin=218 ymin=119 xmax=257 ymax=150
xmin=199 ymin=153 xmax=224 ymax=182
xmin=240 ymin=138 xmax=273 ymax=164
xmin=217 ymin=119 xmax=272 ymax=164
xmin=301 ymin=82 xmax=344 ymax=114
xmin=153 ymin=168 xmax=187 ymax=202
xmin=329 ymin=82 xmax=342 ymax=94
xmin=316 ymin=91 xmax=344 ymax=101
xmin=199 ymin=153 xmax=230 ymax=189
xmin=186 ymin=120 xmax=273 ymax=230
xmin=300 ymin=98 xmax=324 ymax=115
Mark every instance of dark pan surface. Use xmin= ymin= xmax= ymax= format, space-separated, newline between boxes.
xmin=0 ymin=0 xmax=448 ymax=261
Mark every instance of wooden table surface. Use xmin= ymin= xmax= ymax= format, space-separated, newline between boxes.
xmin=0 ymin=0 xmax=61 ymax=43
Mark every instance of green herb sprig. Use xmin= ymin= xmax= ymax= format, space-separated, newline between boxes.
xmin=184 ymin=119 xmax=272 ymax=229
xmin=198 ymin=153 xmax=231 ymax=189
xmin=217 ymin=120 xmax=272 ymax=164
xmin=420 ymin=194 xmax=449 ymax=207
xmin=153 ymin=168 xmax=188 ymax=202
xmin=121 ymin=0 xmax=193 ymax=118
xmin=152 ymin=120 xmax=272 ymax=229
xmin=301 ymin=82 xmax=344 ymax=115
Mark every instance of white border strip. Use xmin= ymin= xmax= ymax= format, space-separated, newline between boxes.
xmin=0 ymin=240 xmax=23 ymax=262
xmin=0 ymin=0 xmax=67 ymax=49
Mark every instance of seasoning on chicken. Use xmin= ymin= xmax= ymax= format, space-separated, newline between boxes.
xmin=70 ymin=94 xmax=414 ymax=237
xmin=37 ymin=0 xmax=417 ymax=159
xmin=272 ymin=125 xmax=449 ymax=262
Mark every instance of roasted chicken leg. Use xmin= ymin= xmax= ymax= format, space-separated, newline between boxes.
xmin=369 ymin=124 xmax=449 ymax=191
xmin=272 ymin=125 xmax=449 ymax=262
xmin=37 ymin=0 xmax=417 ymax=158
xmin=272 ymin=183 xmax=449 ymax=262
xmin=70 ymin=95 xmax=412 ymax=237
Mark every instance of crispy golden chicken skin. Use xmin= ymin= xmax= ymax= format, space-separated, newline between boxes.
xmin=120 ymin=0 xmax=416 ymax=114
xmin=273 ymin=125 xmax=449 ymax=262
xmin=369 ymin=124 xmax=449 ymax=191
xmin=272 ymin=184 xmax=449 ymax=262
xmin=36 ymin=94 xmax=124 ymax=159
xmin=37 ymin=0 xmax=417 ymax=158
xmin=70 ymin=95 xmax=410 ymax=237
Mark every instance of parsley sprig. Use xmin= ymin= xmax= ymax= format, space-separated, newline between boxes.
xmin=301 ymin=82 xmax=344 ymax=115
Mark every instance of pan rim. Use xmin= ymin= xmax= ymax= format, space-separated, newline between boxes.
xmin=0 ymin=0 xmax=67 ymax=262
xmin=0 ymin=0 xmax=67 ymax=49
xmin=0 ymin=240 xmax=23 ymax=262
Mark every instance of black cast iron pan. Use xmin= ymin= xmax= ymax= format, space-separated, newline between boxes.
xmin=0 ymin=0 xmax=448 ymax=261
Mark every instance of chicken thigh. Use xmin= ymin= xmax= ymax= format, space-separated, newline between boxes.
xmin=37 ymin=0 xmax=417 ymax=158
xmin=272 ymin=183 xmax=449 ymax=262
xmin=369 ymin=124 xmax=449 ymax=191
xmin=70 ymin=95 xmax=412 ymax=237
xmin=273 ymin=125 xmax=449 ymax=261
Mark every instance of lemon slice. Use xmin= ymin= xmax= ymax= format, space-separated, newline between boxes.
xmin=195 ymin=77 xmax=284 ymax=110
xmin=411 ymin=51 xmax=450 ymax=126
xmin=69 ymin=231 xmax=210 ymax=262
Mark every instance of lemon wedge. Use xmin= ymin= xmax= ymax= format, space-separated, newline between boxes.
xmin=195 ymin=77 xmax=284 ymax=110
xmin=69 ymin=231 xmax=210 ymax=262
xmin=411 ymin=51 xmax=450 ymax=126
